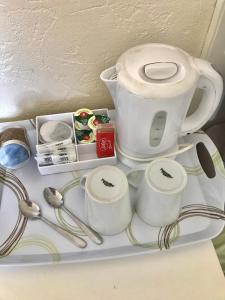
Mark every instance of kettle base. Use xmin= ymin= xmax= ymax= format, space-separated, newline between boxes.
xmin=116 ymin=144 xmax=177 ymax=168
xmin=117 ymin=151 xmax=154 ymax=168
xmin=116 ymin=142 xmax=194 ymax=168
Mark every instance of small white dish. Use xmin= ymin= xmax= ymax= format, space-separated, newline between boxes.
xmin=39 ymin=120 xmax=73 ymax=143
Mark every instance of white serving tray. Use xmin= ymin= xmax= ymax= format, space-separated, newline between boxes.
xmin=36 ymin=109 xmax=117 ymax=175
xmin=0 ymin=117 xmax=225 ymax=266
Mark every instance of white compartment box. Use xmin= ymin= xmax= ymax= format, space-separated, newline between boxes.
xmin=36 ymin=109 xmax=117 ymax=175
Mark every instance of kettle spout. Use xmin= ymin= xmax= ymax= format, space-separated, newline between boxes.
xmin=100 ymin=66 xmax=117 ymax=106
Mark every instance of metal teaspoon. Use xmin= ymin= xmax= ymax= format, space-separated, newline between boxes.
xmin=19 ymin=200 xmax=87 ymax=248
xmin=43 ymin=187 xmax=103 ymax=245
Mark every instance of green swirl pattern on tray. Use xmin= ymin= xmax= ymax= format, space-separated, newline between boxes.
xmin=177 ymin=150 xmax=225 ymax=275
xmin=0 ymin=145 xmax=224 ymax=273
xmin=211 ymin=151 xmax=225 ymax=275
xmin=16 ymin=235 xmax=60 ymax=263
xmin=54 ymin=171 xmax=85 ymax=236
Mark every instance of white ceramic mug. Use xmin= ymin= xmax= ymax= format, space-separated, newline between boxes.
xmin=80 ymin=165 xmax=132 ymax=235
xmin=127 ymin=158 xmax=187 ymax=227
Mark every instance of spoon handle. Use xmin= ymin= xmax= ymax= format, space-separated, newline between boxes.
xmin=62 ymin=206 xmax=103 ymax=245
xmin=40 ymin=216 xmax=87 ymax=248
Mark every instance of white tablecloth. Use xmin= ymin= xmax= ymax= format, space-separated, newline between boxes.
xmin=0 ymin=241 xmax=224 ymax=300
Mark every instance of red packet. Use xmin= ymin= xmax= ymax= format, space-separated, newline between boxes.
xmin=96 ymin=124 xmax=114 ymax=158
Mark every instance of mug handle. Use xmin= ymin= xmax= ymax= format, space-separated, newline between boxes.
xmin=80 ymin=174 xmax=88 ymax=190
xmin=126 ymin=164 xmax=146 ymax=188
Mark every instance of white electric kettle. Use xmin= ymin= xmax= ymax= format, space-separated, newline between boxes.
xmin=100 ymin=43 xmax=223 ymax=167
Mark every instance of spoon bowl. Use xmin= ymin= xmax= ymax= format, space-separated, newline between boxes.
xmin=19 ymin=200 xmax=87 ymax=248
xmin=44 ymin=187 xmax=63 ymax=208
xmin=19 ymin=200 xmax=40 ymax=218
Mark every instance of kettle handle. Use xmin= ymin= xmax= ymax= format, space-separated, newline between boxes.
xmin=181 ymin=58 xmax=223 ymax=135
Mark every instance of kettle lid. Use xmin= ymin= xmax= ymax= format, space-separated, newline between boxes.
xmin=116 ymin=43 xmax=198 ymax=98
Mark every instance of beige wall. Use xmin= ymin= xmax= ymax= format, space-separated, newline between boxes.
xmin=0 ymin=0 xmax=216 ymax=120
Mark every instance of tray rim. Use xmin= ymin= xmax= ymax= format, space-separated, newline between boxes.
xmin=0 ymin=117 xmax=224 ymax=267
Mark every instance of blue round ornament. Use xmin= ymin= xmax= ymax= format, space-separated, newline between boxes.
xmin=0 ymin=143 xmax=30 ymax=169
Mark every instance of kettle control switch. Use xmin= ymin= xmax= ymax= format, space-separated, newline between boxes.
xmin=150 ymin=111 xmax=167 ymax=147
xmin=144 ymin=62 xmax=178 ymax=81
